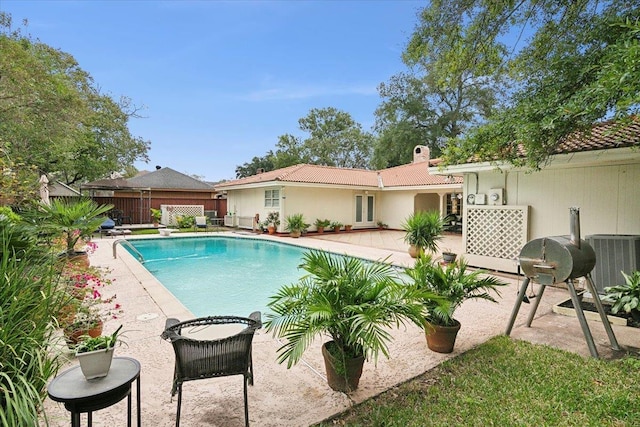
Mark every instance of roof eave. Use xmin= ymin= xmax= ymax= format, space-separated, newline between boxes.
xmin=429 ymin=146 xmax=640 ymax=175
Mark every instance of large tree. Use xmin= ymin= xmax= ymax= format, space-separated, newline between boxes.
xmin=234 ymin=153 xmax=276 ymax=179
xmin=448 ymin=1 xmax=640 ymax=168
xmin=0 ymin=13 xmax=149 ymax=185
xmin=372 ymin=0 xmax=505 ymax=169
xmin=375 ymin=1 xmax=639 ymax=170
xmin=296 ymin=107 xmax=373 ymax=169
xmin=235 ymin=107 xmax=373 ymax=178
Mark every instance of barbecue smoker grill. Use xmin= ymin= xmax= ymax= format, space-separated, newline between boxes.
xmin=505 ymin=207 xmax=620 ymax=358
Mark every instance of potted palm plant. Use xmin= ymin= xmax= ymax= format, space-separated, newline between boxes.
xmin=150 ymin=208 xmax=162 ymax=226
xmin=40 ymin=198 xmax=113 ymax=265
xmin=314 ymin=218 xmax=330 ymax=233
xmin=330 ymin=221 xmax=343 ymax=232
xmin=284 ymin=213 xmax=308 ymax=238
xmin=401 ymin=210 xmax=444 ymax=258
xmin=75 ymin=325 xmax=124 ymax=379
xmin=405 ymin=254 xmax=506 ymax=353
xmin=265 ymin=250 xmax=428 ymax=392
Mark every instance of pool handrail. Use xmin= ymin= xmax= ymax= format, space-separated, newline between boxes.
xmin=113 ymin=239 xmax=145 ymax=263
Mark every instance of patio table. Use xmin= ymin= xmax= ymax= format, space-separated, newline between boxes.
xmin=47 ymin=357 xmax=141 ymax=427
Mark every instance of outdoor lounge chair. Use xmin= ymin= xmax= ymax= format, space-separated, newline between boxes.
xmin=161 ymin=312 xmax=262 ymax=427
xmin=194 ymin=216 xmax=208 ymax=231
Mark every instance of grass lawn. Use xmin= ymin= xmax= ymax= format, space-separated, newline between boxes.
xmin=315 ymin=336 xmax=640 ymax=427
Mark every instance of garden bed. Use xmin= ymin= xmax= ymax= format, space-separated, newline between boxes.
xmin=553 ymin=297 xmax=640 ymax=328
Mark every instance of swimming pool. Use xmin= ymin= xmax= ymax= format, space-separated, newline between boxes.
xmin=124 ymin=236 xmax=308 ymax=317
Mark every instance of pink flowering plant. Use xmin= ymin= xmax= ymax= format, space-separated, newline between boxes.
xmin=59 ymin=262 xmax=123 ymax=334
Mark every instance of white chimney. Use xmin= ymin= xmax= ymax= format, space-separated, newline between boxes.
xmin=413 ymin=145 xmax=430 ymax=163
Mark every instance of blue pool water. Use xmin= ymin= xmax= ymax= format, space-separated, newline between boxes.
xmin=125 ymin=237 xmax=308 ymax=317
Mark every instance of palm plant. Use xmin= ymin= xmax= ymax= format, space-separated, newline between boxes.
xmin=40 ymin=198 xmax=113 ymax=255
xmin=265 ymin=250 xmax=428 ymax=390
xmin=401 ymin=210 xmax=444 ymax=256
xmin=406 ymin=253 xmax=505 ymax=327
xmin=284 ymin=213 xmax=309 ymax=236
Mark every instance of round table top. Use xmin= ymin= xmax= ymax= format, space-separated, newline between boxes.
xmin=48 ymin=357 xmax=140 ymax=403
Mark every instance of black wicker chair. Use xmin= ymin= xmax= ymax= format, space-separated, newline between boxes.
xmin=161 ymin=312 xmax=262 ymax=427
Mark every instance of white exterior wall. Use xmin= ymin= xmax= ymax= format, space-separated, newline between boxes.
xmin=226 ymin=186 xmax=282 ymax=230
xmin=469 ymin=162 xmax=640 ymax=241
xmin=378 ymin=190 xmax=444 ymax=230
xmin=227 ymin=183 xmax=461 ymax=232
xmin=378 ymin=191 xmax=413 ymax=229
xmin=282 ymin=186 xmax=356 ymax=230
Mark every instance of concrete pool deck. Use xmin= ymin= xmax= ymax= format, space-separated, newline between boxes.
xmin=43 ymin=230 xmax=639 ymax=426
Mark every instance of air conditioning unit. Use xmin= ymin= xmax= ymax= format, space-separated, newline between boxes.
xmin=489 ymin=188 xmax=505 ymax=205
xmin=586 ymin=235 xmax=640 ymax=293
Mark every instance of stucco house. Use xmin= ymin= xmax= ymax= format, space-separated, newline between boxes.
xmin=430 ymin=120 xmax=640 ymax=280
xmin=82 ymin=167 xmax=226 ymax=224
xmin=215 ymin=146 xmax=463 ymax=232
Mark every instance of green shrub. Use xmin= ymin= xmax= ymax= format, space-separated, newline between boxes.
xmin=0 ymin=227 xmax=66 ymax=426
xmin=176 ymin=215 xmax=195 ymax=229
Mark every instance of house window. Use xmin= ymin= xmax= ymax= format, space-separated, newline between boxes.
xmin=265 ymin=189 xmax=280 ymax=207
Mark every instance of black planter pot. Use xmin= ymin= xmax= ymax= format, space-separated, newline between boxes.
xmin=442 ymin=252 xmax=457 ymax=263
xmin=321 ymin=341 xmax=365 ymax=392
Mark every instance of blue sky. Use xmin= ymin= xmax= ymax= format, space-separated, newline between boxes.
xmin=1 ymin=0 xmax=425 ymax=182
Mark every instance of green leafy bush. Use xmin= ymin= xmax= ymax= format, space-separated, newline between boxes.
xmin=176 ymin=215 xmax=195 ymax=229
xmin=0 ymin=227 xmax=66 ymax=426
xmin=604 ymin=271 xmax=640 ymax=316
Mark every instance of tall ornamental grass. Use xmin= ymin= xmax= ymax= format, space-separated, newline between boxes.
xmin=0 ymin=221 xmax=65 ymax=426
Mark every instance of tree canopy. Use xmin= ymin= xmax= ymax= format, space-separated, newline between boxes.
xmin=372 ymin=0 xmax=504 ymax=169
xmin=0 ymin=13 xmax=150 ymax=186
xmin=374 ymin=0 xmax=640 ymax=170
xmin=235 ymin=107 xmax=373 ymax=178
xmin=446 ymin=0 xmax=640 ymax=169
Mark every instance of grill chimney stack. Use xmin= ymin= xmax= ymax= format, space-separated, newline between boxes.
xmin=569 ymin=207 xmax=581 ymax=249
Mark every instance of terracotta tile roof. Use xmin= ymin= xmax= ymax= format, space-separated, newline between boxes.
xmin=505 ymin=119 xmax=640 ymax=158
xmin=378 ymin=162 xmax=462 ymax=187
xmin=217 ymin=164 xmax=378 ymax=188
xmin=216 ymin=162 xmax=462 ymax=190
xmin=552 ymin=119 xmax=640 ymax=154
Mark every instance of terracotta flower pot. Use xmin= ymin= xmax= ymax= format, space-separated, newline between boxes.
xmin=67 ymin=251 xmax=90 ymax=268
xmin=408 ymin=245 xmax=423 ymax=258
xmin=425 ymin=319 xmax=461 ymax=353
xmin=321 ymin=341 xmax=365 ymax=392
xmin=65 ymin=319 xmax=104 ymax=346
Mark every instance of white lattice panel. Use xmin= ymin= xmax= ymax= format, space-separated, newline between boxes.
xmin=465 ymin=205 xmax=529 ymax=272
xmin=161 ymin=205 xmax=204 ymax=226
